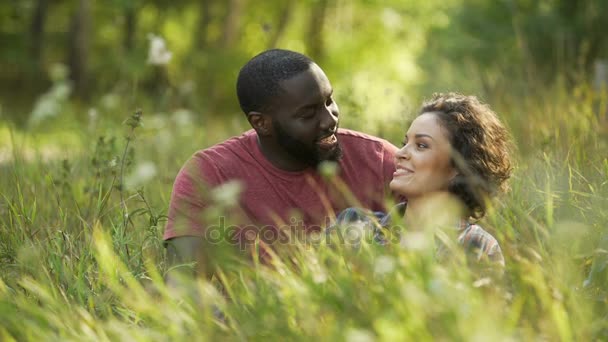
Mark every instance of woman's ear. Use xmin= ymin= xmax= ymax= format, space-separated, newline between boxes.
xmin=449 ymin=168 xmax=459 ymax=182
xmin=247 ymin=112 xmax=272 ymax=136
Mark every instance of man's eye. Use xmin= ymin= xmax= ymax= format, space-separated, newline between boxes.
xmin=417 ymin=143 xmax=428 ymax=149
xmin=300 ymin=111 xmax=315 ymax=119
xmin=325 ymin=97 xmax=334 ymax=106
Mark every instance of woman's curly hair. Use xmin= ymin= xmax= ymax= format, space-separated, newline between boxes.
xmin=419 ymin=93 xmax=513 ymax=219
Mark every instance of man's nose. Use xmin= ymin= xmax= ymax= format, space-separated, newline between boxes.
xmin=319 ymin=106 xmax=338 ymax=131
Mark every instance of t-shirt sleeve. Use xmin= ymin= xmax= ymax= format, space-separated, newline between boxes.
xmin=163 ymin=153 xmax=221 ymax=240
xmin=381 ymin=141 xmax=400 ymax=202
xmin=381 ymin=141 xmax=398 ymax=186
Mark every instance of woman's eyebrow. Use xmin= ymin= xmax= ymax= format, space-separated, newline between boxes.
xmin=415 ymin=133 xmax=435 ymax=140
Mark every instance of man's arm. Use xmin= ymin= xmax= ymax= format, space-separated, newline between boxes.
xmin=164 ymin=154 xmax=218 ymax=285
xmin=165 ymin=236 xmax=214 ymax=288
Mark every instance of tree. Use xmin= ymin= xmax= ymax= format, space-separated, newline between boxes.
xmin=267 ymin=1 xmax=293 ymax=49
xmin=306 ymin=0 xmax=328 ymax=61
xmin=68 ymin=0 xmax=91 ymax=99
xmin=30 ymin=0 xmax=49 ymax=69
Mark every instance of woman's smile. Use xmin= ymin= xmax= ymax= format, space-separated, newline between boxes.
xmin=393 ymin=165 xmax=414 ymax=178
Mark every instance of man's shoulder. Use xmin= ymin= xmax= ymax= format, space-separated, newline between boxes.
xmin=179 ymin=130 xmax=258 ymax=178
xmin=193 ymin=130 xmax=256 ymax=161
xmin=337 ymin=128 xmax=389 ymax=144
xmin=337 ymin=128 xmax=397 ymax=154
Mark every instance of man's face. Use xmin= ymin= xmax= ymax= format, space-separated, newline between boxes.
xmin=268 ymin=64 xmax=342 ymax=167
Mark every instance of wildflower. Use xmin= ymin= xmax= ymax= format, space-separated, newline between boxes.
xmin=211 ymin=180 xmax=243 ymax=207
xmin=49 ymin=63 xmax=69 ymax=82
xmin=171 ymin=109 xmax=194 ymax=127
xmin=100 ymin=93 xmax=120 ymax=110
xmin=346 ymin=328 xmax=375 ymax=342
xmin=147 ymin=34 xmax=172 ymax=65
xmin=382 ymin=8 xmax=401 ymax=30
xmin=374 ymin=255 xmax=396 ymax=275
xmin=400 ymin=231 xmax=431 ymax=251
xmin=124 ymin=161 xmax=157 ymax=189
xmin=318 ymin=160 xmax=339 ymax=178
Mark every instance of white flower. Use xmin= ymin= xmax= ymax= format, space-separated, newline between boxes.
xmin=29 ymin=69 xmax=72 ymax=126
xmin=88 ymin=107 xmax=98 ymax=131
xmin=381 ymin=8 xmax=401 ymax=30
xmin=374 ymin=255 xmax=396 ymax=275
xmin=211 ymin=180 xmax=243 ymax=207
xmin=346 ymin=328 xmax=376 ymax=342
xmin=88 ymin=107 xmax=98 ymax=119
xmin=30 ymin=95 xmax=59 ymax=125
xmin=49 ymin=63 xmax=68 ymax=81
xmin=313 ymin=269 xmax=327 ymax=284
xmin=400 ymin=231 xmax=431 ymax=251
xmin=100 ymin=93 xmax=120 ymax=110
xmin=125 ymin=161 xmax=157 ymax=189
xmin=147 ymin=34 xmax=172 ymax=65
xmin=171 ymin=109 xmax=194 ymax=127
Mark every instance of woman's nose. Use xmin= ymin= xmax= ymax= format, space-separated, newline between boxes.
xmin=395 ymin=145 xmax=410 ymax=160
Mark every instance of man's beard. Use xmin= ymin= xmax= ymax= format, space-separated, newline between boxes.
xmin=273 ymin=122 xmax=343 ymax=168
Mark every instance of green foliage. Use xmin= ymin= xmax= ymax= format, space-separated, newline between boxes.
xmin=1 ymin=75 xmax=607 ymax=339
xmin=1 ymin=0 xmax=608 ymax=340
xmin=419 ymin=0 xmax=608 ymax=96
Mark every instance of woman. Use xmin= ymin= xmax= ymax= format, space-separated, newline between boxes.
xmin=333 ymin=92 xmax=513 ymax=267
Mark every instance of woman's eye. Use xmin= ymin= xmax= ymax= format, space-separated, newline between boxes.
xmin=417 ymin=143 xmax=427 ymax=149
xmin=325 ymin=97 xmax=333 ymax=106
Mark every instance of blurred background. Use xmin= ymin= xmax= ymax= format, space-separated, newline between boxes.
xmin=1 ymin=0 xmax=607 ymax=134
xmin=1 ymin=1 xmax=608 ymax=339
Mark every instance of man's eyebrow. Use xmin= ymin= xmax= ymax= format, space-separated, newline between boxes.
xmin=296 ymin=102 xmax=317 ymax=111
xmin=415 ymin=133 xmax=435 ymax=140
xmin=296 ymin=90 xmax=333 ymax=111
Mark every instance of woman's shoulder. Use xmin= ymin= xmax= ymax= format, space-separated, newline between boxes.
xmin=458 ymin=223 xmax=505 ymax=265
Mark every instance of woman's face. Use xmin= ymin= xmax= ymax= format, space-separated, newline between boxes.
xmin=390 ymin=112 xmax=457 ymax=199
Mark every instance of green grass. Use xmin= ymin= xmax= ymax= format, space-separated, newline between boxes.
xmin=0 ymin=81 xmax=607 ymax=341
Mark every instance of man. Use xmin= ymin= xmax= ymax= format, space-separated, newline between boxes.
xmin=165 ymin=49 xmax=397 ymax=279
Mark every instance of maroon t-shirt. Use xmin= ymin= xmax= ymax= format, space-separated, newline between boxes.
xmin=164 ymin=128 xmax=397 ymax=250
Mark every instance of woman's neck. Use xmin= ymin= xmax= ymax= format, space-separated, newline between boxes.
xmin=404 ymin=192 xmax=466 ymax=228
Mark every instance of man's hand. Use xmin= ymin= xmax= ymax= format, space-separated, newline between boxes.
xmin=165 ymin=236 xmax=214 ymax=288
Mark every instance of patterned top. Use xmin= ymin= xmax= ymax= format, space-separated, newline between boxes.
xmin=331 ymin=203 xmax=505 ymax=267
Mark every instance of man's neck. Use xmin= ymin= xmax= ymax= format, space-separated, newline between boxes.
xmin=256 ymin=136 xmax=311 ymax=172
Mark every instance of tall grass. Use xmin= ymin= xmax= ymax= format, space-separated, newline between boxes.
xmin=0 ymin=79 xmax=607 ymax=340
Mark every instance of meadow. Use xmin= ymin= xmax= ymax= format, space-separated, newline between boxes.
xmin=1 ymin=70 xmax=607 ymax=341
xmin=1 ymin=1 xmax=608 ymax=340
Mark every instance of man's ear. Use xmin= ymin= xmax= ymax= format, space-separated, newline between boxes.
xmin=247 ymin=111 xmax=272 ymax=136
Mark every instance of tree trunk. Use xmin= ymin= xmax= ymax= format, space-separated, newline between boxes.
xmin=194 ymin=0 xmax=212 ymax=50
xmin=124 ymin=4 xmax=136 ymax=52
xmin=594 ymin=59 xmax=608 ymax=130
xmin=68 ymin=0 xmax=91 ymax=99
xmin=221 ymin=0 xmax=244 ymax=48
xmin=306 ymin=0 xmax=328 ymax=61
xmin=267 ymin=1 xmax=293 ymax=49
xmin=30 ymin=0 xmax=48 ymax=68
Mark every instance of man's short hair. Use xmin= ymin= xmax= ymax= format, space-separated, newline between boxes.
xmin=236 ymin=49 xmax=314 ymax=115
